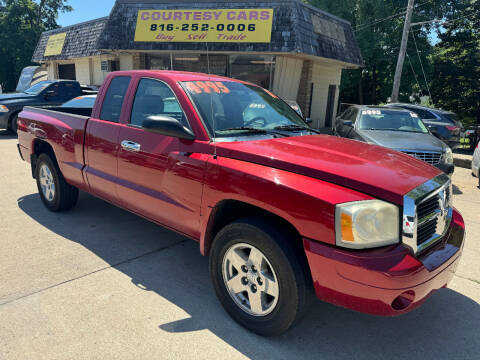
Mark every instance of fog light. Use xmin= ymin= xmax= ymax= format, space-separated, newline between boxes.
xmin=391 ymin=291 xmax=415 ymax=311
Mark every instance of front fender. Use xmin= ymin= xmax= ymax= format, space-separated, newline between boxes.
xmin=200 ymin=156 xmax=374 ymax=253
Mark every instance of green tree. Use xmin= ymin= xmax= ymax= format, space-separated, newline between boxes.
xmin=306 ymin=1 xmax=458 ymax=105
xmin=0 ymin=0 xmax=72 ymax=92
xmin=430 ymin=0 xmax=480 ymax=126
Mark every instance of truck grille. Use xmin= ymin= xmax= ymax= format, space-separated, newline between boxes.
xmin=416 ymin=194 xmax=441 ymax=246
xmin=402 ymin=151 xmax=442 ymax=165
xmin=402 ymin=174 xmax=452 ymax=254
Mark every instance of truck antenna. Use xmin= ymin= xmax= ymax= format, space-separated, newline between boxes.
xmin=206 ymin=42 xmax=217 ymax=159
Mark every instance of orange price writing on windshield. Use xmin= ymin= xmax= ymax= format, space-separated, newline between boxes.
xmin=184 ymin=81 xmax=231 ymax=94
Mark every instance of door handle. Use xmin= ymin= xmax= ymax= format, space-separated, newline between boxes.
xmin=121 ymin=140 xmax=141 ymax=152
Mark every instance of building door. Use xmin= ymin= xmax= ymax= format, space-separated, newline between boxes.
xmin=325 ymin=84 xmax=337 ymax=128
xmin=58 ymin=64 xmax=76 ymax=80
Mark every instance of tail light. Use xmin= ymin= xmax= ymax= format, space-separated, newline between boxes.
xmin=446 ymin=126 xmax=458 ymax=131
xmin=17 ymin=117 xmax=28 ymax=132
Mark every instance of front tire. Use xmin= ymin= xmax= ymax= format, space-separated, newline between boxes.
xmin=8 ymin=113 xmax=18 ymax=134
xmin=209 ymin=217 xmax=311 ymax=336
xmin=35 ymin=154 xmax=79 ymax=212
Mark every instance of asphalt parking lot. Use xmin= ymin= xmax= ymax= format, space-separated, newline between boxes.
xmin=1 ymin=130 xmax=479 ymax=360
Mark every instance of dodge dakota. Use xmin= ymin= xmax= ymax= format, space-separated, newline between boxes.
xmin=17 ymin=71 xmax=465 ymax=336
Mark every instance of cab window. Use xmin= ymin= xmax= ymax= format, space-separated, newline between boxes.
xmin=100 ymin=76 xmax=131 ymax=123
xmin=130 ymin=78 xmax=188 ymax=127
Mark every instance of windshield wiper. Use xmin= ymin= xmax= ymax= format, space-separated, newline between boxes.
xmin=274 ymin=124 xmax=321 ymax=134
xmin=218 ymin=127 xmax=289 ymax=137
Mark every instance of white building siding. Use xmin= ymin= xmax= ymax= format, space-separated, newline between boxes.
xmin=310 ymin=63 xmax=342 ymax=128
xmin=120 ymin=54 xmax=134 ymax=70
xmin=272 ymin=57 xmax=303 ymax=101
xmin=47 ymin=62 xmax=57 ymax=80
xmin=74 ymin=58 xmax=92 ymax=85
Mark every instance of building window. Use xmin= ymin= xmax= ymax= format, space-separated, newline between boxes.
xmin=147 ymin=54 xmax=172 ymax=70
xmin=172 ymin=54 xmax=228 ymax=76
xmin=230 ymin=55 xmax=275 ymax=90
xmin=144 ymin=53 xmax=275 ymax=90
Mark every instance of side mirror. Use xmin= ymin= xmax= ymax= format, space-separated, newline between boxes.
xmin=44 ymin=90 xmax=57 ymax=99
xmin=342 ymin=120 xmax=354 ymax=127
xmin=142 ymin=115 xmax=195 ymax=140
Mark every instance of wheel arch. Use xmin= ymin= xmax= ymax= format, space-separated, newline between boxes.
xmin=201 ymin=199 xmax=305 ymax=259
xmin=31 ymin=139 xmax=57 ymax=178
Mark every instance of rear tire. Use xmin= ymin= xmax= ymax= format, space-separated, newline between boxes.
xmin=209 ymin=217 xmax=311 ymax=336
xmin=35 ymin=154 xmax=78 ymax=212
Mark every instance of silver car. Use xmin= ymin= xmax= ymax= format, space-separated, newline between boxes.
xmin=472 ymin=140 xmax=480 ymax=180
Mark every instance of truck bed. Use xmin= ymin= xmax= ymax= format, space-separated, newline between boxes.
xmin=18 ymin=106 xmax=91 ymax=189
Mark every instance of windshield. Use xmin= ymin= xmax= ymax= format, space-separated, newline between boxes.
xmin=358 ymin=109 xmax=429 ymax=133
xmin=61 ymin=96 xmax=96 ymax=108
xmin=24 ymin=80 xmax=54 ymax=95
xmin=181 ymin=81 xmax=308 ymax=138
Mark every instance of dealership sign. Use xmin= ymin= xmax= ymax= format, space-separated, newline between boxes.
xmin=44 ymin=33 xmax=67 ymax=56
xmin=134 ymin=9 xmax=273 ymax=43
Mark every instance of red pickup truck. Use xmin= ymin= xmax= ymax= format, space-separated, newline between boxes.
xmin=17 ymin=71 xmax=465 ymax=336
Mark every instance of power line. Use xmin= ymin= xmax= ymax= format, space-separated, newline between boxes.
xmin=411 ymin=30 xmax=433 ymax=104
xmin=406 ymin=52 xmax=423 ymax=95
xmin=354 ymin=1 xmax=431 ymax=32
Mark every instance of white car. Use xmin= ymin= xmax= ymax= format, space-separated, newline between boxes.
xmin=472 ymin=140 xmax=480 ymax=179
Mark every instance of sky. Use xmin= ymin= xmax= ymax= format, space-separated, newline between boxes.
xmin=57 ymin=0 xmax=116 ymax=27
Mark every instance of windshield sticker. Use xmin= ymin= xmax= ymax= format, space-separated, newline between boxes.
xmin=410 ymin=112 xmax=418 ymax=118
xmin=249 ymin=103 xmax=266 ymax=109
xmin=362 ymin=110 xmax=381 ymax=115
xmin=184 ymin=81 xmax=231 ymax=94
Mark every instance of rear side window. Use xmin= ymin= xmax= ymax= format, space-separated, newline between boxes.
xmin=58 ymin=82 xmax=81 ymax=99
xmin=409 ymin=108 xmax=436 ymax=120
xmin=100 ymin=76 xmax=131 ymax=122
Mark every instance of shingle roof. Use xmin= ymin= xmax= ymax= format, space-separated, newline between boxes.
xmin=98 ymin=0 xmax=362 ymax=66
xmin=32 ymin=17 xmax=109 ymax=62
xmin=33 ymin=0 xmax=363 ymax=67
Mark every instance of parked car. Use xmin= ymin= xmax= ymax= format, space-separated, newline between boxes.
xmin=17 ymin=70 xmax=465 ymax=336
xmin=465 ymin=125 xmax=480 ymax=151
xmin=387 ymin=103 xmax=464 ymax=150
xmin=61 ymin=95 xmax=97 ymax=108
xmin=334 ymin=105 xmax=455 ymax=175
xmin=0 ymin=80 xmax=86 ymax=134
xmin=472 ymin=140 xmax=480 ymax=180
xmin=284 ymin=100 xmax=303 ymax=117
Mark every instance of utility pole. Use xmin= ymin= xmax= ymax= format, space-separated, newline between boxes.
xmin=391 ymin=0 xmax=415 ymax=102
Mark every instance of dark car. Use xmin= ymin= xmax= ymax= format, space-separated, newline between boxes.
xmin=334 ymin=105 xmax=455 ymax=175
xmin=387 ymin=103 xmax=464 ymax=150
xmin=0 ymin=80 xmax=84 ymax=134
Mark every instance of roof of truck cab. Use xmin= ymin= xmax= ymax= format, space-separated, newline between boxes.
xmin=111 ymin=70 xmax=254 ymax=84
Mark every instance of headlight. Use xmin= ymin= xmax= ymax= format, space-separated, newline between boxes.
xmin=444 ymin=147 xmax=453 ymax=164
xmin=0 ymin=105 xmax=9 ymax=112
xmin=335 ymin=200 xmax=400 ymax=249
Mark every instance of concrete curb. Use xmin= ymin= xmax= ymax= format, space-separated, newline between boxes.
xmin=454 ymin=155 xmax=472 ymax=169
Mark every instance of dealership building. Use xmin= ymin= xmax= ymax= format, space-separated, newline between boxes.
xmin=32 ymin=0 xmax=363 ymax=128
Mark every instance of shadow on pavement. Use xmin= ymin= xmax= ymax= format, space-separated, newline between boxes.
xmin=452 ymin=184 xmax=463 ymax=195
xmin=0 ymin=130 xmax=16 ymax=139
xmin=17 ymin=192 xmax=480 ymax=360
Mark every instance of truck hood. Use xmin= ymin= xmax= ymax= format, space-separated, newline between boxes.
xmin=359 ymin=130 xmax=447 ymax=152
xmin=0 ymin=92 xmax=35 ymax=102
xmin=216 ymin=135 xmax=441 ymax=204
